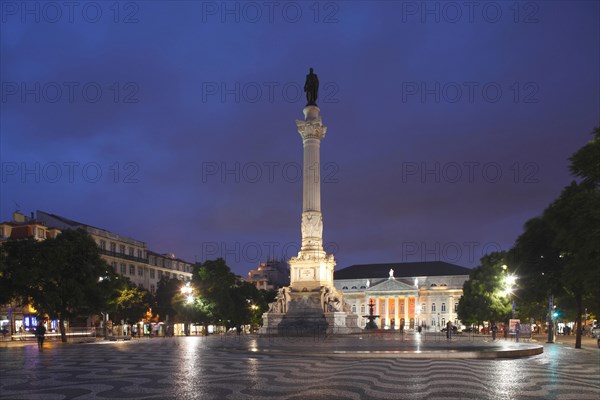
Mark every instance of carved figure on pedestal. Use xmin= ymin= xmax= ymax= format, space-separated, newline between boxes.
xmin=321 ymin=286 xmax=330 ymax=312
xmin=282 ymin=287 xmax=291 ymax=313
xmin=330 ymin=296 xmax=343 ymax=312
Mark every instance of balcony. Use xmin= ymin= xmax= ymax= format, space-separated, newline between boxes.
xmin=98 ymin=249 xmax=147 ymax=264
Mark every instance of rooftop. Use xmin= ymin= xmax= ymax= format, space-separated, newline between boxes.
xmin=334 ymin=262 xmax=472 ymax=280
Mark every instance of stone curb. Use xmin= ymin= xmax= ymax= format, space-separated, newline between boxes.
xmin=217 ymin=344 xmax=544 ymax=359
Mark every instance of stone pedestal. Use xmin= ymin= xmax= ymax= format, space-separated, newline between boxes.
xmin=259 ymin=288 xmax=359 ymax=335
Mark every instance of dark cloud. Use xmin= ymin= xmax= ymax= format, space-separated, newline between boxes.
xmin=2 ymin=1 xmax=599 ymax=276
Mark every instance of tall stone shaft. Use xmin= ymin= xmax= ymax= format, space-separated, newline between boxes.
xmin=297 ymin=106 xmax=327 ymax=253
xmin=289 ymin=105 xmax=335 ymax=290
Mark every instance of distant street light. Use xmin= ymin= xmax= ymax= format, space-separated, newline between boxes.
xmin=502 ymin=268 xmax=518 ymax=318
xmin=180 ymin=282 xmax=194 ymax=336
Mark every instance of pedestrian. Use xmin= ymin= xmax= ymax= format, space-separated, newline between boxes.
xmin=446 ymin=321 xmax=452 ymax=339
xmin=35 ymin=321 xmax=46 ymax=350
xmin=515 ymin=322 xmax=521 ymax=342
xmin=492 ymin=323 xmax=497 ymax=340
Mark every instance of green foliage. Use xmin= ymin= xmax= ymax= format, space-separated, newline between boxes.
xmin=154 ymin=276 xmax=182 ymax=322
xmin=509 ymin=127 xmax=600 ymax=348
xmin=569 ymin=127 xmax=600 ymax=186
xmin=457 ymin=252 xmax=512 ymax=325
xmin=0 ymin=229 xmax=119 ymax=341
xmin=187 ymin=258 xmax=271 ymax=330
xmin=110 ymin=280 xmax=154 ymax=324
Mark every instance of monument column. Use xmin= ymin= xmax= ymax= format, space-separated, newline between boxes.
xmin=259 ymin=68 xmax=360 ymax=335
xmin=289 ymin=105 xmax=336 ymax=290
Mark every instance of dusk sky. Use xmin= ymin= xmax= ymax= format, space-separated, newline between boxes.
xmin=1 ymin=1 xmax=599 ymax=276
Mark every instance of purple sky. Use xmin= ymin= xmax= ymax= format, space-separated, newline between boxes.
xmin=1 ymin=1 xmax=599 ymax=276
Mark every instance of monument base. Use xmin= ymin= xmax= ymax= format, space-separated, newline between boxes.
xmin=259 ymin=287 xmax=360 ymax=335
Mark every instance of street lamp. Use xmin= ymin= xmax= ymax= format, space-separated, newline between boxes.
xmin=502 ymin=269 xmax=518 ymax=319
xmin=180 ymin=282 xmax=194 ymax=336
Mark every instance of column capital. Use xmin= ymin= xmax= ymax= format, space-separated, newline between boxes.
xmin=296 ymin=106 xmax=327 ymax=141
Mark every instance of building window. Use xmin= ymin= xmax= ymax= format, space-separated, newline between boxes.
xmin=442 ymin=318 xmax=445 ymax=326
xmin=454 ymin=303 xmax=458 ymax=312
xmin=421 ymin=303 xmax=426 ymax=313
xmin=129 ymin=265 xmax=135 ymax=275
xmin=441 ymin=303 xmax=446 ymax=312
xmin=128 ymin=247 xmax=134 ymax=256
xmin=120 ymin=263 xmax=126 ymax=274
xmin=351 ymin=304 xmax=356 ymax=313
xmin=432 ymin=319 xmax=435 ymax=327
xmin=150 ymin=269 xmax=155 ymax=279
xmin=342 ymin=286 xmax=348 ymax=290
xmin=158 ymin=270 xmax=163 ymax=279
xmin=431 ymin=303 xmax=436 ymax=312
xmin=99 ymin=240 xmax=106 ymax=250
xmin=138 ymin=266 xmax=143 ymax=276
xmin=150 ymin=284 xmax=155 ymax=294
xmin=111 ymin=262 xmax=117 ymax=271
xmin=351 ymin=286 xmax=357 ymax=289
xmin=37 ymin=228 xmax=46 ymax=239
xmin=110 ymin=242 xmax=116 ymax=252
xmin=120 ymin=245 xmax=125 ymax=254
xmin=430 ymin=283 xmax=437 ymax=287
xmin=360 ymin=304 xmax=365 ymax=314
xmin=137 ymin=249 xmax=142 ymax=258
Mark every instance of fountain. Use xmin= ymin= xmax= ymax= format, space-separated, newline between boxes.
xmin=362 ymin=299 xmax=380 ymax=330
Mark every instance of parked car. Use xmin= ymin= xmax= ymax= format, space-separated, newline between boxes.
xmin=591 ymin=325 xmax=600 ymax=338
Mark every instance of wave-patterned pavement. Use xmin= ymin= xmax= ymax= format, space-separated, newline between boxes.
xmin=1 ymin=336 xmax=598 ymax=399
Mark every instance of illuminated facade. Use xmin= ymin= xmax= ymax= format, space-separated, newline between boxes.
xmin=334 ymin=262 xmax=469 ymax=330
xmin=0 ymin=211 xmax=193 ymax=335
xmin=35 ymin=211 xmax=193 ymax=294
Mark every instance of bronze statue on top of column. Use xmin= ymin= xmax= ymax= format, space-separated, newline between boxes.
xmin=304 ymin=67 xmax=319 ymax=107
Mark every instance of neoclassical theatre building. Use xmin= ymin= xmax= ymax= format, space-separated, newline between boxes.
xmin=334 ymin=262 xmax=471 ymax=330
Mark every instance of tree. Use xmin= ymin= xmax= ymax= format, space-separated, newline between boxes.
xmin=0 ymin=238 xmax=41 ymax=307
xmin=190 ymin=258 xmax=271 ymax=332
xmin=569 ymin=127 xmax=600 ymax=186
xmin=155 ymin=276 xmax=182 ymax=323
xmin=457 ymin=252 xmax=512 ymax=329
xmin=110 ymin=280 xmax=154 ymax=325
xmin=509 ymin=217 xmax=565 ymax=324
xmin=193 ymin=258 xmax=237 ymax=327
xmin=1 ymin=229 xmax=118 ymax=342
xmin=510 ymin=127 xmax=600 ymax=348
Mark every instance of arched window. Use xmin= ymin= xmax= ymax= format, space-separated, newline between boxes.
xmin=360 ymin=286 xmax=366 ymax=289
xmin=442 ymin=318 xmax=446 ymax=326
xmin=351 ymin=304 xmax=356 ymax=313
xmin=342 ymin=286 xmax=348 ymax=290
xmin=441 ymin=303 xmax=446 ymax=312
xmin=351 ymin=286 xmax=357 ymax=289
xmin=430 ymin=283 xmax=437 ymax=287
xmin=431 ymin=303 xmax=436 ymax=312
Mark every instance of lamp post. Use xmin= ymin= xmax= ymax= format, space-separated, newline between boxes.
xmin=180 ymin=282 xmax=194 ymax=336
xmin=502 ymin=266 xmax=517 ymax=319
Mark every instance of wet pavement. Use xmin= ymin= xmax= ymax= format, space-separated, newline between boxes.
xmin=1 ymin=334 xmax=598 ymax=399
